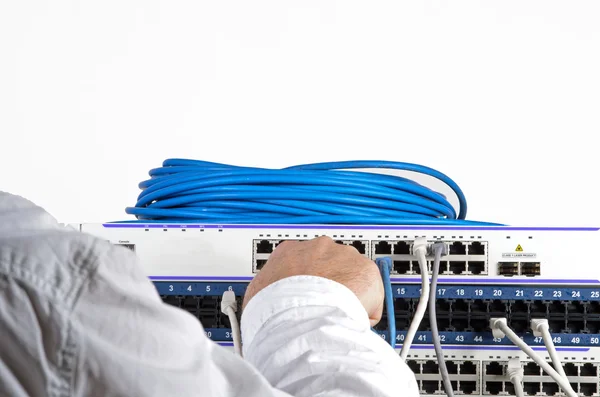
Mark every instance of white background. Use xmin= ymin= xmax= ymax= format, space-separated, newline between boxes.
xmin=1 ymin=1 xmax=599 ymax=225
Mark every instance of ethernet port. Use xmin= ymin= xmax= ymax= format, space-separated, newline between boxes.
xmin=490 ymin=300 xmax=508 ymax=313
xmin=162 ymin=295 xmax=181 ymax=307
xmin=396 ymin=298 xmax=411 ymax=312
xmin=542 ymin=383 xmax=559 ymax=396
xmin=393 ymin=260 xmax=411 ymax=274
xmin=453 ymin=299 xmax=469 ymax=314
xmin=450 ymin=241 xmax=467 ymax=255
xmin=530 ymin=300 xmax=546 ymax=316
xmin=407 ymin=360 xmax=421 ymax=374
xmin=588 ymin=301 xmax=600 ymax=314
xmin=549 ymin=320 xmax=564 ymax=333
xmin=452 ymin=317 xmax=468 ymax=331
xmin=393 ymin=241 xmax=411 ymax=255
xmin=505 ymin=382 xmax=515 ymax=396
xmin=460 ymin=381 xmax=477 ymax=395
xmin=470 ymin=317 xmax=488 ymax=332
xmin=580 ymin=363 xmax=597 ymax=377
xmin=461 ymin=361 xmax=477 ymax=375
xmin=567 ymin=320 xmax=584 ymax=333
xmin=256 ymin=240 xmax=273 ymax=254
xmin=510 ymin=318 xmax=528 ymax=333
xmin=449 ymin=261 xmax=466 ymax=275
xmin=468 ymin=241 xmax=485 ymax=255
xmin=520 ymin=262 xmax=541 ymax=276
xmin=375 ymin=241 xmax=392 ymax=254
xmin=586 ymin=319 xmax=600 ymax=333
xmin=470 ymin=299 xmax=487 ymax=312
xmin=524 ymin=362 xmax=541 ymax=376
xmin=418 ymin=317 xmax=431 ymax=331
xmin=438 ymin=317 xmax=451 ymax=331
xmin=422 ymin=381 xmax=439 ymax=395
xmin=524 ymin=382 xmax=540 ymax=396
xmin=581 ymin=383 xmax=598 ymax=397
xmin=486 ymin=361 xmax=504 ymax=375
xmin=255 ymin=259 xmax=267 ymax=270
xmin=182 ymin=296 xmax=199 ymax=311
xmin=548 ymin=301 xmax=565 ymax=315
xmin=446 ymin=361 xmax=459 ymax=374
xmin=498 ymin=262 xmax=519 ymax=276
xmin=563 ymin=363 xmax=578 ymax=376
xmin=486 ymin=382 xmax=503 ymax=395
xmin=351 ymin=240 xmax=366 ymax=254
xmin=468 ymin=261 xmax=485 ymax=275
xmin=567 ymin=301 xmax=585 ymax=314
xmin=423 ymin=360 xmax=439 ymax=374
xmin=437 ymin=300 xmax=451 ymax=313
xmin=510 ymin=300 xmax=527 ymax=314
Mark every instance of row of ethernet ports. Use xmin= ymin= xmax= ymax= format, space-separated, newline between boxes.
xmin=254 ymin=239 xmax=487 ymax=257
xmin=160 ymin=295 xmax=241 ymax=329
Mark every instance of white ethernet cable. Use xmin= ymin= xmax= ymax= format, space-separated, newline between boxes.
xmin=400 ymin=237 xmax=430 ymax=361
xmin=507 ymin=358 xmax=525 ymax=397
xmin=490 ymin=318 xmax=576 ymax=397
xmin=531 ymin=319 xmax=568 ymax=379
xmin=221 ymin=291 xmax=242 ymax=357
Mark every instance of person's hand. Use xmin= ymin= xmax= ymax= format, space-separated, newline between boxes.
xmin=242 ymin=236 xmax=384 ymax=326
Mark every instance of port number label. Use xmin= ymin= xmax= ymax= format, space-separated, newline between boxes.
xmin=474 ymin=336 xmax=483 ymax=342
xmin=455 ymin=335 xmax=464 ymax=342
xmin=591 ymin=291 xmax=600 ymax=298
xmin=572 ymin=291 xmax=581 ymax=298
xmin=534 ymin=337 xmax=543 ymax=343
xmin=418 ymin=335 xmax=427 ymax=342
xmin=206 ymin=286 xmax=211 ymax=292
xmin=439 ymin=335 xmax=446 ymax=342
xmin=397 ymin=288 xmax=406 ymax=295
xmin=169 ymin=285 xmax=174 ymax=292
xmin=438 ymin=288 xmax=446 ymax=296
xmin=571 ymin=337 xmax=581 ymax=344
xmin=205 ymin=331 xmax=212 ymax=337
xmin=187 ymin=285 xmax=193 ymax=292
xmin=515 ymin=290 xmax=524 ymax=297
xmin=552 ymin=337 xmax=562 ymax=343
xmin=534 ymin=290 xmax=543 ymax=297
xmin=553 ymin=291 xmax=562 ymax=298
xmin=591 ymin=338 xmax=599 ymax=344
xmin=493 ymin=337 xmax=503 ymax=343
xmin=396 ymin=334 xmax=405 ymax=341
xmin=475 ymin=289 xmax=483 ymax=296
xmin=456 ymin=289 xmax=465 ymax=296
xmin=228 ymin=286 xmax=233 ymax=291
xmin=493 ymin=289 xmax=502 ymax=297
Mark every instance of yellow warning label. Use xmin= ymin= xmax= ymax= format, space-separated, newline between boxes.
xmin=515 ymin=244 xmax=523 ymax=252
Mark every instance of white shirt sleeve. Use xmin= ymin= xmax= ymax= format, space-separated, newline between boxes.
xmin=242 ymin=275 xmax=419 ymax=396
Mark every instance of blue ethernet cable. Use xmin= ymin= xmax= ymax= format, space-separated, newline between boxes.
xmin=376 ymin=257 xmax=396 ymax=347
xmin=124 ymin=159 xmax=500 ymax=225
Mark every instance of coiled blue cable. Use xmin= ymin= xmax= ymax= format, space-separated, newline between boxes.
xmin=124 ymin=159 xmax=498 ymax=225
xmin=376 ymin=257 xmax=396 ymax=347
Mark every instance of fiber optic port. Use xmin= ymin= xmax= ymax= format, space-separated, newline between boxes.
xmin=449 ymin=241 xmax=466 ymax=255
xmin=461 ymin=361 xmax=477 ymax=375
xmin=351 ymin=241 xmax=366 ymax=254
xmin=581 ymin=383 xmax=598 ymax=397
xmin=256 ymin=240 xmax=273 ymax=254
xmin=468 ymin=241 xmax=485 ymax=255
xmin=520 ymin=262 xmax=541 ymax=276
xmin=393 ymin=260 xmax=411 ymax=274
xmin=486 ymin=382 xmax=503 ymax=396
xmin=375 ymin=241 xmax=391 ymax=254
xmin=468 ymin=261 xmax=485 ymax=275
xmin=393 ymin=241 xmax=411 ymax=255
xmin=486 ymin=362 xmax=504 ymax=375
xmin=498 ymin=262 xmax=518 ymax=277
xmin=460 ymin=381 xmax=477 ymax=395
xmin=542 ymin=383 xmax=559 ymax=396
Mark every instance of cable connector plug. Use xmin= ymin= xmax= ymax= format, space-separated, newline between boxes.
xmin=413 ymin=237 xmax=429 ymax=255
xmin=531 ymin=319 xmax=549 ymax=337
xmin=507 ymin=357 xmax=524 ymax=382
xmin=376 ymin=257 xmax=393 ymax=275
xmin=430 ymin=241 xmax=448 ymax=257
xmin=490 ymin=318 xmax=507 ymax=339
xmin=221 ymin=290 xmax=238 ymax=315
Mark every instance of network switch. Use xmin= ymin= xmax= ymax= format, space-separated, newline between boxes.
xmin=78 ymin=223 xmax=600 ymax=397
